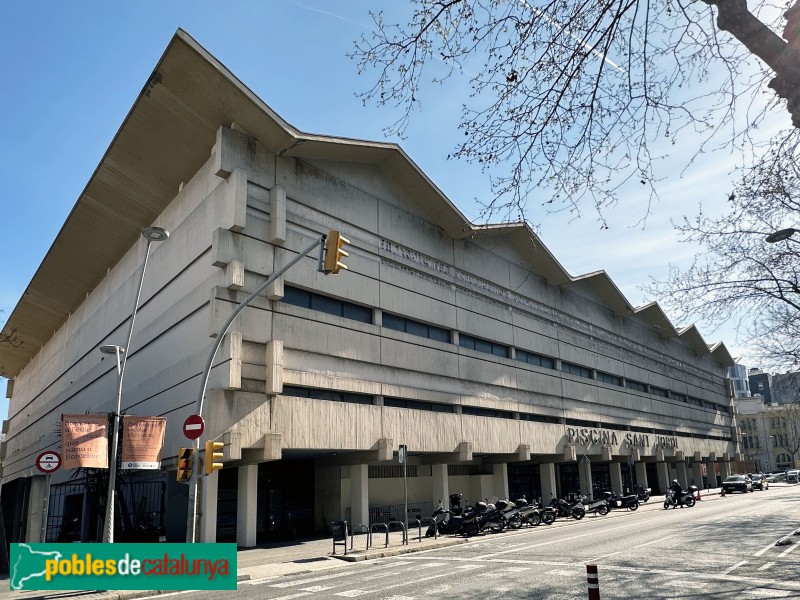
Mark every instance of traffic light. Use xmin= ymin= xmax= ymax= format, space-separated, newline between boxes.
xmin=323 ymin=230 xmax=349 ymax=274
xmin=177 ymin=447 xmax=193 ymax=483
xmin=204 ymin=440 xmax=224 ymax=475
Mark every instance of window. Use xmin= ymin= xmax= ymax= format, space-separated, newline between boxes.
xmin=383 ymin=397 xmax=453 ymax=413
xmin=596 ymin=371 xmax=622 ymax=386
xmin=671 ymin=392 xmax=688 ymax=403
xmin=519 ymin=413 xmax=560 ymax=424
xmin=461 ymin=406 xmax=514 ymax=419
xmin=283 ymin=286 xmax=372 ymax=323
xmin=561 ymin=362 xmax=593 ymax=379
xmin=281 ymin=386 xmax=373 ymax=405
xmin=459 ymin=333 xmax=510 ymax=358
xmin=650 ymin=386 xmax=669 ymax=398
xmin=516 ymin=349 xmax=555 ymax=369
xmin=625 ymin=379 xmax=647 ymax=392
xmin=382 ymin=313 xmax=450 ymax=343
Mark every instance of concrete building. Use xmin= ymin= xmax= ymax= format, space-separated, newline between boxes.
xmin=735 ymin=396 xmax=800 ymax=472
xmin=0 ymin=31 xmax=738 ymax=546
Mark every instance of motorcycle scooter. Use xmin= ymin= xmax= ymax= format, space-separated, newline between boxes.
xmin=664 ymin=485 xmax=698 ymax=509
xmin=548 ymin=494 xmax=586 ymax=520
xmin=580 ymin=495 xmax=610 ymax=516
xmin=634 ymin=484 xmax=652 ymax=503
xmin=603 ymin=491 xmax=640 ymax=511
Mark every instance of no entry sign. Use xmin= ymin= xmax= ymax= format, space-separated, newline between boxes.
xmin=36 ymin=451 xmax=61 ymax=473
xmin=183 ymin=414 xmax=205 ymax=440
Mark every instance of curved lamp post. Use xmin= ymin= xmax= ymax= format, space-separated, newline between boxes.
xmin=765 ymin=228 xmax=799 ymax=243
xmin=101 ymin=226 xmax=169 ymax=543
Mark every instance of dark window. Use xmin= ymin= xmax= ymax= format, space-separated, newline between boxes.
xmin=519 ymin=413 xmax=560 ymax=424
xmin=671 ymin=392 xmax=688 ymax=402
xmin=284 ymin=286 xmax=372 ymax=323
xmin=459 ymin=333 xmax=509 ymax=358
xmin=382 ymin=312 xmax=451 ymax=343
xmin=650 ymin=386 xmax=670 ymax=398
xmin=282 ymin=385 xmax=373 ymax=405
xmin=565 ymin=418 xmax=597 ymax=428
xmin=597 ymin=372 xmax=622 ymax=386
xmin=561 ymin=362 xmax=593 ymax=379
xmin=516 ymin=349 xmax=556 ymax=369
xmin=383 ymin=397 xmax=454 ymax=413
xmin=625 ymin=379 xmax=648 ymax=393
xmin=462 ymin=406 xmax=514 ymax=419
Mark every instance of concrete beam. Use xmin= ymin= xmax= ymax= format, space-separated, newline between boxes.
xmin=419 ymin=441 xmax=473 ymax=465
xmin=480 ymin=444 xmax=531 ymax=465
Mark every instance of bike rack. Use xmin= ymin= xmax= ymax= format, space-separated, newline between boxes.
xmin=388 ymin=520 xmax=408 ymax=545
xmin=415 ymin=516 xmax=438 ymax=542
xmin=331 ymin=520 xmax=348 ymax=555
xmin=350 ymin=523 xmax=371 ymax=551
xmin=370 ymin=522 xmax=389 ymax=548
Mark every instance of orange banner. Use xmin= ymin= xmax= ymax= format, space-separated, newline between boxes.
xmin=61 ymin=414 xmax=108 ymax=469
xmin=121 ymin=416 xmax=166 ymax=470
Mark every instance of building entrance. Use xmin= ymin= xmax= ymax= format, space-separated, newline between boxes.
xmin=507 ymin=463 xmax=541 ymax=503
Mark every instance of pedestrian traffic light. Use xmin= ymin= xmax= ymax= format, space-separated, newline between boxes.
xmin=204 ymin=440 xmax=224 ymax=475
xmin=323 ymin=230 xmax=349 ymax=274
xmin=177 ymin=447 xmax=193 ymax=483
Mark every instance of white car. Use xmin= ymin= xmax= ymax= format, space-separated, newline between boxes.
xmin=787 ymin=470 xmax=800 ymax=484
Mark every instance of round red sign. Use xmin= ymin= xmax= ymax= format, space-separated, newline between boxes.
xmin=183 ymin=414 xmax=205 ymax=440
xmin=36 ymin=451 xmax=61 ymax=473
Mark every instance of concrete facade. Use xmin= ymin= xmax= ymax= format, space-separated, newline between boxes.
xmin=0 ymin=31 xmax=737 ymax=545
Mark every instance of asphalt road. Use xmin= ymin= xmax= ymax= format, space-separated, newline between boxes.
xmin=198 ymin=486 xmax=800 ymax=599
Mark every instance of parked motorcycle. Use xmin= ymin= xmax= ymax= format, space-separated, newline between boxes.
xmin=603 ymin=491 xmax=639 ymax=511
xmin=663 ymin=485 xmax=698 ymax=509
xmin=634 ymin=484 xmax=652 ymax=503
xmin=426 ymin=495 xmax=482 ymax=536
xmin=479 ymin=499 xmax=518 ymax=533
xmin=518 ymin=500 xmax=554 ymax=526
xmin=580 ymin=495 xmax=610 ymax=516
xmin=549 ymin=495 xmax=586 ymax=520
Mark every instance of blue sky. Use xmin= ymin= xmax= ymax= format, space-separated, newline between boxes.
xmin=0 ymin=1 xmax=789 ymax=422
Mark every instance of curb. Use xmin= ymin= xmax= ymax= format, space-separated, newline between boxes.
xmin=332 ymin=536 xmax=469 ymax=562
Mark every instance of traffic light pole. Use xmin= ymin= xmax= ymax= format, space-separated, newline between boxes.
xmin=186 ymin=235 xmax=325 ymax=543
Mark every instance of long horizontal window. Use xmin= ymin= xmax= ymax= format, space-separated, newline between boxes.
xmin=625 ymin=379 xmax=648 ymax=393
xmin=519 ymin=413 xmax=560 ymax=424
xmin=459 ymin=333 xmax=510 ymax=358
xmin=516 ymin=349 xmax=555 ymax=369
xmin=461 ymin=406 xmax=514 ymax=419
xmin=383 ymin=312 xmax=450 ymax=343
xmin=562 ymin=362 xmax=593 ymax=379
xmin=650 ymin=386 xmax=670 ymax=398
xmin=383 ymin=397 xmax=453 ymax=413
xmin=597 ymin=371 xmax=622 ymax=386
xmin=282 ymin=386 xmax=373 ymax=405
xmin=283 ymin=286 xmax=372 ymax=323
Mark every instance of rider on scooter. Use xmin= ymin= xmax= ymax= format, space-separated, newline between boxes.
xmin=669 ymin=479 xmax=683 ymax=495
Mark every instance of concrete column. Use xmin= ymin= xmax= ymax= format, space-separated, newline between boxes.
xmin=25 ymin=476 xmax=47 ymax=543
xmin=719 ymin=460 xmax=733 ymax=480
xmin=237 ymin=464 xmax=258 ymax=548
xmin=540 ymin=463 xmax=557 ymax=505
xmin=635 ymin=462 xmax=648 ymax=488
xmin=200 ymin=471 xmax=219 ymax=543
xmin=609 ymin=462 xmax=623 ymax=495
xmin=578 ymin=461 xmax=593 ymax=499
xmin=705 ymin=458 xmax=717 ymax=488
xmin=691 ymin=462 xmax=703 ymax=489
xmin=656 ymin=461 xmax=670 ymax=495
xmin=431 ymin=464 xmax=449 ymax=508
xmin=350 ymin=464 xmax=369 ymax=527
xmin=675 ymin=462 xmax=689 ymax=488
xmin=493 ymin=463 xmax=509 ymax=500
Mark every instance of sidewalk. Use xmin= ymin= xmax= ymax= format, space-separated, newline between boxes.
xmin=0 ymin=485 xmax=762 ymax=600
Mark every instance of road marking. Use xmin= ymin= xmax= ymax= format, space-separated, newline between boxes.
xmin=757 ymin=562 xmax=775 ymax=571
xmin=272 ymin=593 xmax=313 ymax=600
xmin=754 ymin=542 xmax=775 ymax=556
xmin=300 ymin=585 xmax=334 ymax=592
xmin=586 ymin=551 xmax=620 ymax=562
xmin=633 ymin=536 xmax=672 ymax=548
xmin=778 ymin=543 xmax=799 ymax=557
xmin=271 ymin=563 xmax=402 ymax=588
xmin=723 ymin=560 xmax=749 ymax=575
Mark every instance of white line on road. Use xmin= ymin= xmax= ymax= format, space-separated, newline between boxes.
xmin=723 ymin=560 xmax=749 ymax=575
xmin=757 ymin=562 xmax=775 ymax=571
xmin=633 ymin=536 xmax=672 ymax=549
xmin=270 ymin=562 xmax=403 ymax=588
xmin=779 ymin=543 xmax=799 ymax=557
xmin=585 ymin=551 xmax=620 ymax=562
xmin=754 ymin=542 xmax=776 ymax=557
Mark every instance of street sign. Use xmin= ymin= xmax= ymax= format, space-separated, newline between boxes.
xmin=579 ymin=454 xmax=591 ymax=466
xmin=398 ymin=444 xmax=407 ymax=464
xmin=36 ymin=451 xmax=61 ymax=473
xmin=183 ymin=415 xmax=205 ymax=440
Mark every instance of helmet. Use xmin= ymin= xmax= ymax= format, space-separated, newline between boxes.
xmin=672 ymin=479 xmax=679 ymax=484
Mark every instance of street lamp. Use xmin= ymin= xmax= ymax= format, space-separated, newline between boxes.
xmin=765 ymin=228 xmax=799 ymax=243
xmin=100 ymin=226 xmax=169 ymax=543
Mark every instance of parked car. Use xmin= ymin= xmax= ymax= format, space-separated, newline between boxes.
xmin=749 ymin=474 xmax=769 ymax=490
xmin=722 ymin=475 xmax=753 ymax=493
xmin=766 ymin=472 xmax=786 ymax=483
xmin=787 ymin=470 xmax=800 ymax=484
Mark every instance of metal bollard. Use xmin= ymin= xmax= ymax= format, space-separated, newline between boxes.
xmin=586 ymin=564 xmax=600 ymax=600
